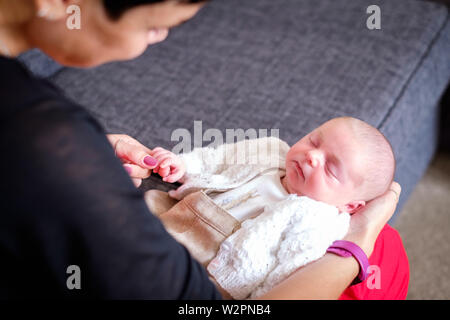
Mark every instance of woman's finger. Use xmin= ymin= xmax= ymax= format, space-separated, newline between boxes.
xmin=115 ymin=139 xmax=157 ymax=169
xmin=131 ymin=178 xmax=142 ymax=188
xmin=362 ymin=181 xmax=401 ymax=218
xmin=124 ymin=164 xmax=152 ymax=180
xmin=347 ymin=181 xmax=402 ymax=256
xmin=387 ymin=181 xmax=401 ymax=204
xmin=108 ymin=134 xmax=152 ymax=154
xmin=151 ymin=147 xmax=166 ymax=153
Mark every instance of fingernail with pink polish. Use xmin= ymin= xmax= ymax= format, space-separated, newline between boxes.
xmin=124 ymin=165 xmax=132 ymax=174
xmin=143 ymin=156 xmax=157 ymax=167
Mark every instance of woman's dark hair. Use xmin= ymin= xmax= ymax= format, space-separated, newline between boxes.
xmin=103 ymin=0 xmax=206 ymax=20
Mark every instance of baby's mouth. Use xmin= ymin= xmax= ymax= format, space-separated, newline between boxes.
xmin=294 ymin=161 xmax=304 ymax=180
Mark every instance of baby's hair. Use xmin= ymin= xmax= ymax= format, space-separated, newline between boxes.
xmin=338 ymin=117 xmax=396 ymax=201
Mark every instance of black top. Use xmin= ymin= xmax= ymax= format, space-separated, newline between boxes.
xmin=0 ymin=57 xmax=221 ymax=299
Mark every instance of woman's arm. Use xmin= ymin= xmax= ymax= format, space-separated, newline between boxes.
xmin=104 ymin=134 xmax=398 ymax=301
xmin=256 ymin=183 xmax=401 ymax=300
xmin=259 ymin=253 xmax=359 ymax=300
xmin=107 ymin=132 xmax=400 ymax=300
xmin=106 ymin=134 xmax=156 ymax=187
xmin=0 ymin=90 xmax=221 ymax=299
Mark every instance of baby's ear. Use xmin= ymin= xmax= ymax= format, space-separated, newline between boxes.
xmin=338 ymin=201 xmax=366 ymax=214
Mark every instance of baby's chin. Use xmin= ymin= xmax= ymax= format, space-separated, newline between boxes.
xmin=287 ymin=181 xmax=343 ymax=209
xmin=284 ymin=175 xmax=306 ymax=197
xmin=286 ymin=181 xmax=311 ymax=199
xmin=284 ymin=171 xmax=339 ymax=207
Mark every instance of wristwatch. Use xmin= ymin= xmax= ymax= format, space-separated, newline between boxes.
xmin=326 ymin=240 xmax=370 ymax=285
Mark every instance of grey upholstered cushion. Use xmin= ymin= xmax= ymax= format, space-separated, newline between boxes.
xmin=18 ymin=49 xmax=63 ymax=78
xmin=46 ymin=0 xmax=449 ymax=219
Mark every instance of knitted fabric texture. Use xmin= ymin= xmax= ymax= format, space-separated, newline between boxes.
xmin=169 ymin=136 xmax=290 ymax=200
xmin=207 ymin=195 xmax=350 ymax=299
xmin=169 ymin=137 xmax=350 ymax=299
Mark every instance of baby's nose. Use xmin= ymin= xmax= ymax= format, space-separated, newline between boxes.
xmin=307 ymin=150 xmax=325 ymax=167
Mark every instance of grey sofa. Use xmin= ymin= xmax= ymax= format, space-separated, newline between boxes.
xmin=19 ymin=0 xmax=450 ymax=222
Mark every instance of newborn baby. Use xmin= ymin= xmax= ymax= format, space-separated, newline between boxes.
xmin=147 ymin=117 xmax=395 ymax=299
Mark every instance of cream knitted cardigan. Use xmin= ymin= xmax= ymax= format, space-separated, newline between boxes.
xmin=169 ymin=137 xmax=350 ymax=299
xmin=169 ymin=136 xmax=290 ymax=200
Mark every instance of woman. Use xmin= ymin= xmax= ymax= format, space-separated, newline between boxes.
xmin=0 ymin=0 xmax=401 ymax=299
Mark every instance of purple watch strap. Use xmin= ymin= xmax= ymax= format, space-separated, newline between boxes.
xmin=326 ymin=240 xmax=369 ymax=285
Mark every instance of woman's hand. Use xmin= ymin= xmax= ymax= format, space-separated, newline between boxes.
xmin=150 ymin=147 xmax=186 ymax=183
xmin=107 ymin=134 xmax=158 ymax=187
xmin=257 ymin=182 xmax=401 ymax=300
xmin=343 ymin=181 xmax=402 ymax=256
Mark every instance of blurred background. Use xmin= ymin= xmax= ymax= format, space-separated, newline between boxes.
xmin=394 ymin=88 xmax=450 ymax=299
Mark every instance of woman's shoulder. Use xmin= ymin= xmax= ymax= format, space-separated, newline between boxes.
xmin=1 ymin=57 xmax=74 ymax=117
xmin=1 ymin=56 xmax=103 ymax=135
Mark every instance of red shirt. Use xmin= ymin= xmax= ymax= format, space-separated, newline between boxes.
xmin=339 ymin=224 xmax=409 ymax=300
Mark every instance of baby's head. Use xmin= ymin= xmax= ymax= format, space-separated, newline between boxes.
xmin=283 ymin=117 xmax=395 ymax=213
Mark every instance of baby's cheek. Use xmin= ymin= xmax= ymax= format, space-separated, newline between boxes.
xmin=304 ymin=174 xmax=329 ymax=201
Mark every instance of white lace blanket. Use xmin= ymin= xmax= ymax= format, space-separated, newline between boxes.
xmin=207 ymin=195 xmax=350 ymax=299
xmin=168 ymin=137 xmax=350 ymax=299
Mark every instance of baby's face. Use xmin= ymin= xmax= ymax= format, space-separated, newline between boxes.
xmin=283 ymin=119 xmax=366 ymax=209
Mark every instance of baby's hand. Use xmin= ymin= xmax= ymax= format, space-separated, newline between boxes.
xmin=150 ymin=147 xmax=186 ymax=183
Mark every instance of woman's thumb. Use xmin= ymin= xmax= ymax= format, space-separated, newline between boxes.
xmin=115 ymin=139 xmax=157 ymax=169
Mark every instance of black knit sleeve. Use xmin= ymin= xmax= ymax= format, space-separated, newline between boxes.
xmin=0 ymin=57 xmax=221 ymax=299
